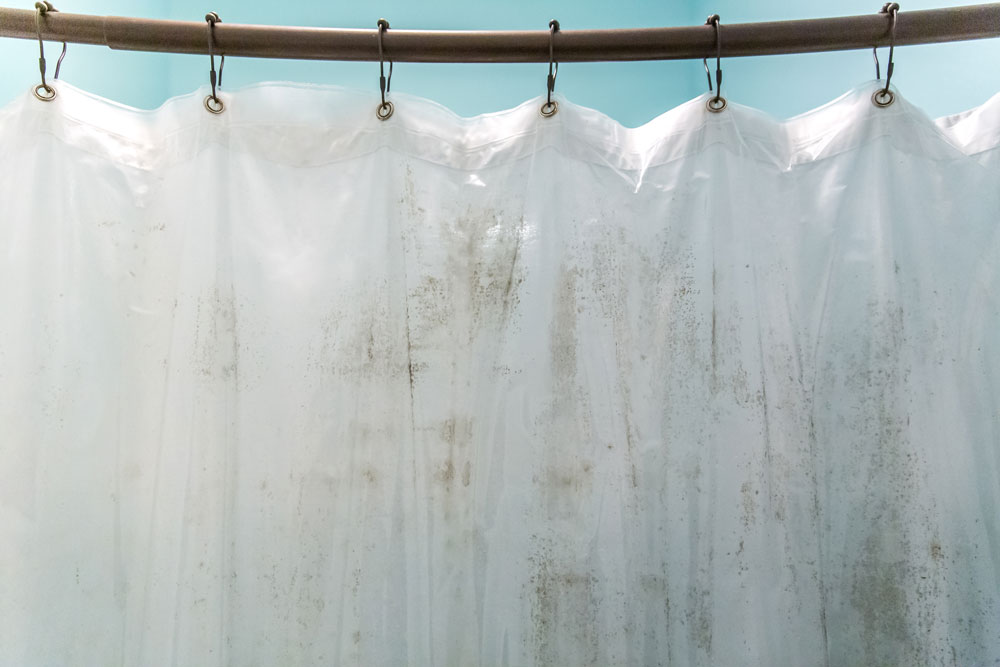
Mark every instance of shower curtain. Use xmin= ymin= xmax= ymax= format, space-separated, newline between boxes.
xmin=1 ymin=80 xmax=998 ymax=666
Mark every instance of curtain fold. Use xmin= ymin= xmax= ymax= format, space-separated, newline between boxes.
xmin=1 ymin=80 xmax=998 ymax=666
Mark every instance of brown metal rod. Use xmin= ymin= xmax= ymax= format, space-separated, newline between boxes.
xmin=0 ymin=4 xmax=998 ymax=62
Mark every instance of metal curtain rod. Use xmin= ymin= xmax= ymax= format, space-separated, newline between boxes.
xmin=0 ymin=4 xmax=998 ymax=63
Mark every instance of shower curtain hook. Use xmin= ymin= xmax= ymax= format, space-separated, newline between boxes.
xmin=32 ymin=1 xmax=65 ymax=101
xmin=204 ymin=12 xmax=225 ymax=114
xmin=540 ymin=19 xmax=560 ymax=118
xmin=873 ymin=3 xmax=899 ymax=107
xmin=376 ymin=18 xmax=394 ymax=121
xmin=705 ymin=15 xmax=726 ymax=112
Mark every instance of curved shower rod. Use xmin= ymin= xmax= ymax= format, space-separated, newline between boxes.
xmin=0 ymin=4 xmax=998 ymax=63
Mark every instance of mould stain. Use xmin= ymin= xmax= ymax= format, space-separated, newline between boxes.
xmin=537 ymin=460 xmax=594 ymax=496
xmin=528 ymin=540 xmax=600 ymax=666
xmin=434 ymin=459 xmax=456 ymax=485
xmin=711 ymin=266 xmax=718 ymax=388
xmin=816 ymin=295 xmax=951 ymax=665
xmin=585 ymin=225 xmax=644 ymax=492
xmin=686 ymin=579 xmax=714 ymax=659
xmin=306 ymin=278 xmax=409 ymax=383
xmin=403 ymin=192 xmax=527 ymax=352
xmin=850 ymin=536 xmax=910 ymax=649
xmin=740 ymin=480 xmax=757 ymax=528
xmin=191 ymin=285 xmax=240 ymax=383
xmin=636 ymin=573 xmax=672 ymax=664
xmin=550 ymin=263 xmax=580 ymax=390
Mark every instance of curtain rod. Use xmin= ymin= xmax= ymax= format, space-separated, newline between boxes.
xmin=0 ymin=4 xmax=998 ymax=63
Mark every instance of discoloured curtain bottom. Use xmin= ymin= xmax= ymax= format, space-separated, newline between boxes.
xmin=0 ymin=81 xmax=999 ymax=666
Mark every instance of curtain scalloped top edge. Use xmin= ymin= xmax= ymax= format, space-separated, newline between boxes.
xmin=1 ymin=79 xmax=998 ymax=176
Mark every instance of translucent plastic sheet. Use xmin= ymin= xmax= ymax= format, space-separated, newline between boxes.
xmin=1 ymin=81 xmax=998 ymax=666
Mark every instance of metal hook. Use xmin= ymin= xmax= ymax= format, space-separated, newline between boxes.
xmin=540 ymin=19 xmax=559 ymax=118
xmin=705 ymin=15 xmax=726 ymax=112
xmin=40 ymin=2 xmax=67 ymax=80
xmin=33 ymin=1 xmax=65 ymax=101
xmin=873 ymin=3 xmax=899 ymax=107
xmin=54 ymin=39 xmax=66 ymax=79
xmin=204 ymin=12 xmax=225 ymax=113
xmin=376 ymin=18 xmax=394 ymax=120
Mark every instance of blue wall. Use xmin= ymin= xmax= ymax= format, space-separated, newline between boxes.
xmin=0 ymin=0 xmax=997 ymax=126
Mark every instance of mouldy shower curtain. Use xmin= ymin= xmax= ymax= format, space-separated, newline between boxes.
xmin=1 ymin=80 xmax=999 ymax=666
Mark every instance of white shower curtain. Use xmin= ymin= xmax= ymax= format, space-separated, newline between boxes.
xmin=1 ymin=80 xmax=998 ymax=666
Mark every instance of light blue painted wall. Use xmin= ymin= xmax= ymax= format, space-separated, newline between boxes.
xmin=0 ymin=0 xmax=997 ymax=125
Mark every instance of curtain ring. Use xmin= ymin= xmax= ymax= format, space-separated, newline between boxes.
xmin=32 ymin=1 xmax=62 ymax=101
xmin=540 ymin=19 xmax=559 ymax=118
xmin=872 ymin=3 xmax=899 ymax=108
xmin=705 ymin=15 xmax=726 ymax=112
xmin=376 ymin=18 xmax=394 ymax=120
xmin=204 ymin=12 xmax=225 ymax=114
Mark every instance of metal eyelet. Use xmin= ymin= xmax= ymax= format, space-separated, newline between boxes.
xmin=539 ymin=101 xmax=558 ymax=117
xmin=872 ymin=89 xmax=894 ymax=108
xmin=33 ymin=83 xmax=56 ymax=101
xmin=204 ymin=95 xmax=225 ymax=114
xmin=376 ymin=101 xmax=394 ymax=121
xmin=706 ymin=96 xmax=727 ymax=113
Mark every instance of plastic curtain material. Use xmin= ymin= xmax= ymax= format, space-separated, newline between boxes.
xmin=1 ymin=81 xmax=999 ymax=666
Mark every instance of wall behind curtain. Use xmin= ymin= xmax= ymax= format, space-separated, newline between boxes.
xmin=0 ymin=0 xmax=998 ymax=124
